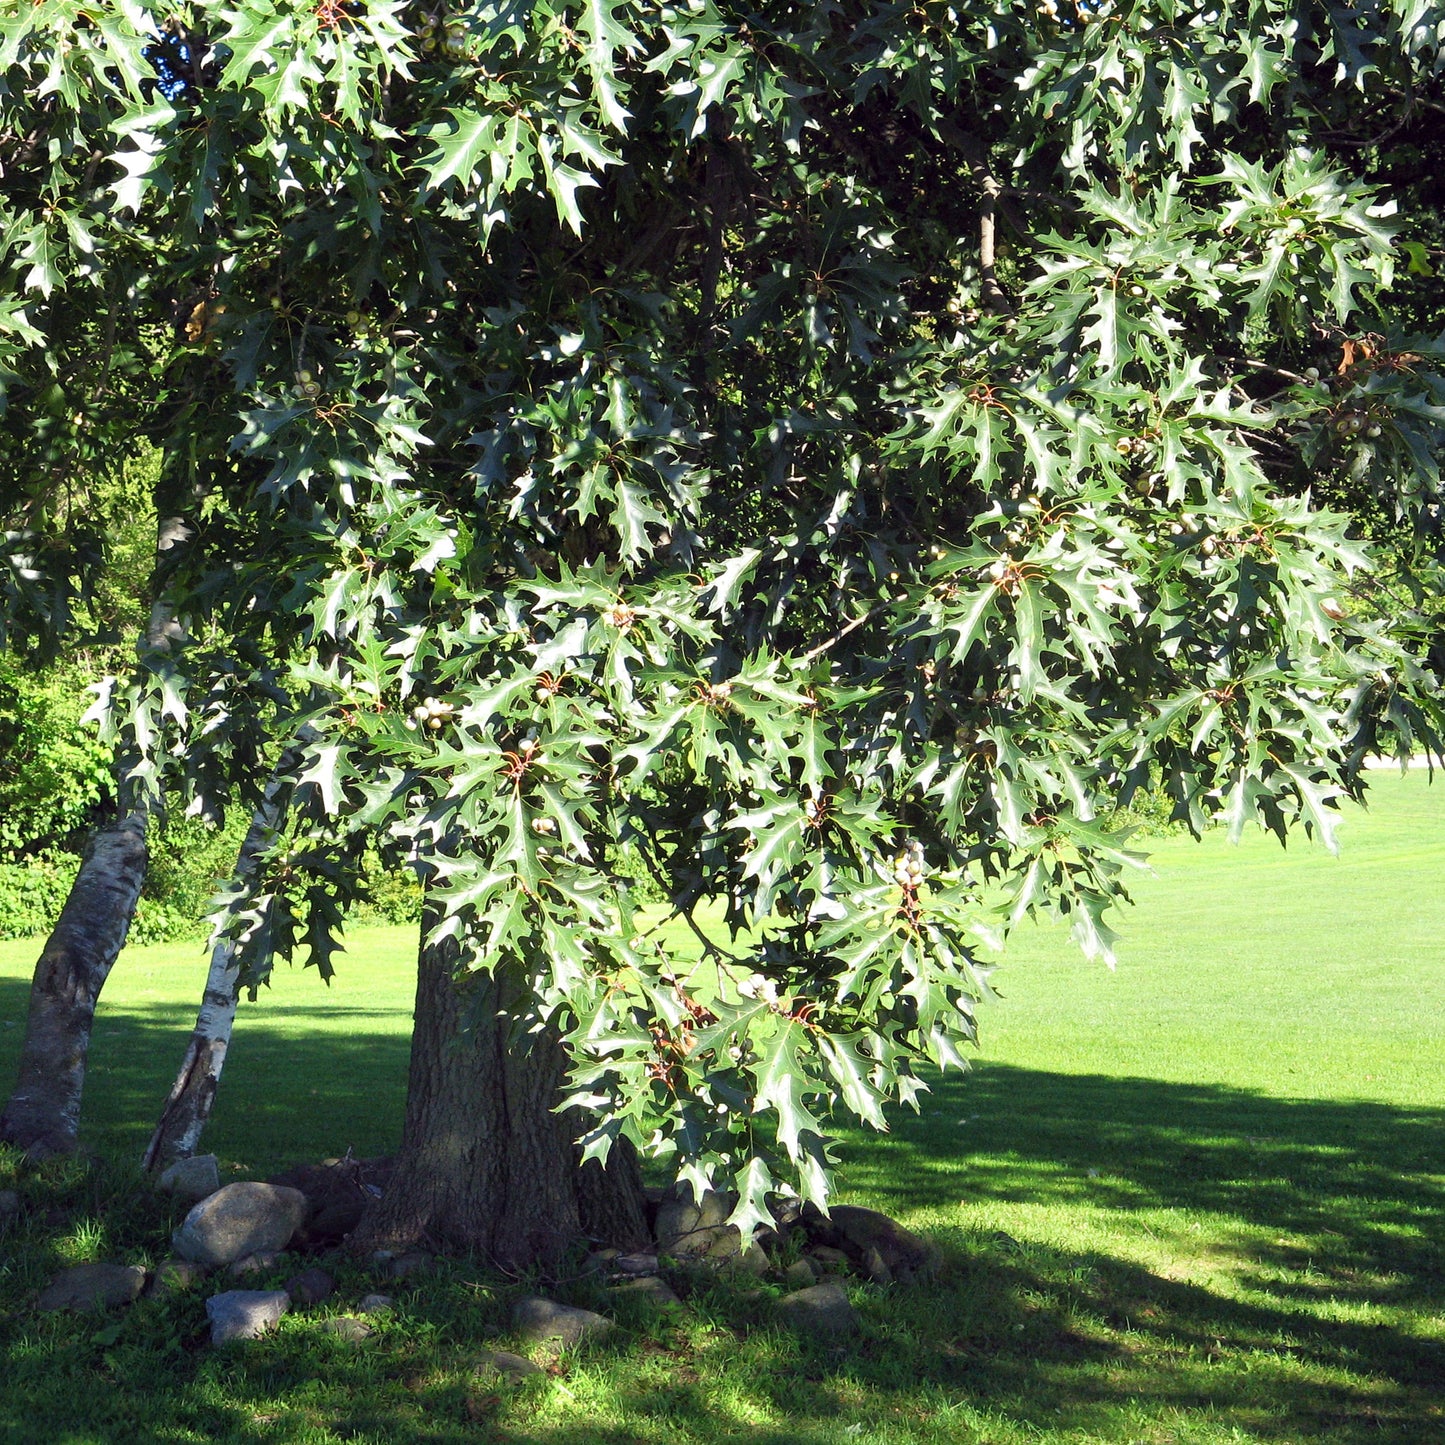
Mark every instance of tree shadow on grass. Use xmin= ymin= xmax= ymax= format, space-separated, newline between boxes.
xmin=0 ymin=972 xmax=411 ymax=1168
xmin=3 ymin=979 xmax=1444 ymax=1443
xmin=845 ymin=1061 xmax=1445 ymax=1311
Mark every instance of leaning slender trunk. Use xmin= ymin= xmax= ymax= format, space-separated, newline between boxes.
xmin=349 ymin=906 xmax=647 ymax=1267
xmin=0 ymin=489 xmax=194 ymax=1158
xmin=141 ymin=755 xmax=296 ymax=1172
xmin=0 ymin=817 xmax=148 ymax=1157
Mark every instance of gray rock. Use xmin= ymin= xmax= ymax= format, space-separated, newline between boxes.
xmin=150 ymin=1257 xmax=206 ymax=1295
xmin=230 ymin=1250 xmax=284 ymax=1278
xmin=205 ymin=1289 xmax=290 ymax=1345
xmin=862 ymin=1245 xmax=893 ymax=1285
xmin=612 ymin=1252 xmax=659 ymax=1277
xmin=512 ymin=1296 xmax=614 ymax=1347
xmin=474 ymin=1349 xmax=542 ymax=1383
xmin=824 ymin=1205 xmax=938 ymax=1280
xmin=784 ymin=1258 xmax=819 ymax=1288
xmin=610 ymin=1275 xmax=682 ymax=1307
xmin=724 ymin=1241 xmax=770 ymax=1276
xmin=357 ymin=1293 xmax=394 ymax=1315
xmin=0 ymin=1188 xmax=19 ymax=1231
xmin=156 ymin=1155 xmax=221 ymax=1203
xmin=655 ymin=1186 xmax=733 ymax=1256
xmin=284 ymin=1267 xmax=335 ymax=1307
xmin=37 ymin=1263 xmax=147 ymax=1312
xmin=387 ymin=1250 xmax=434 ymax=1280
xmin=809 ymin=1245 xmax=850 ymax=1270
xmin=172 ymin=1182 xmax=309 ymax=1267
xmin=776 ymin=1279 xmax=860 ymax=1338
xmin=320 ymin=1316 xmax=372 ymax=1342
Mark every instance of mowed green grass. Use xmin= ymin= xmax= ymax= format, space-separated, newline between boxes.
xmin=0 ymin=770 xmax=1441 ymax=1444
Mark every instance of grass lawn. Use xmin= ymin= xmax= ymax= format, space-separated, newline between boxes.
xmin=0 ymin=770 xmax=1441 ymax=1443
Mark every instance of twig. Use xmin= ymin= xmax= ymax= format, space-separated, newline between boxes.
xmin=1235 ymin=357 xmax=1313 ymax=386
xmin=631 ymin=830 xmax=742 ymax=964
xmin=799 ymin=602 xmax=888 ymax=664
xmin=934 ymin=119 xmax=1014 ymax=315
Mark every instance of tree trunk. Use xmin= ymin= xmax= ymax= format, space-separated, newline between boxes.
xmin=350 ymin=910 xmax=648 ymax=1268
xmin=140 ymin=756 xmax=295 ymax=1173
xmin=0 ymin=816 xmax=148 ymax=1157
xmin=0 ymin=481 xmax=192 ymax=1160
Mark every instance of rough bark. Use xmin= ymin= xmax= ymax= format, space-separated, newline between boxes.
xmin=349 ymin=909 xmax=648 ymax=1268
xmin=0 ymin=815 xmax=148 ymax=1157
xmin=141 ymin=756 xmax=296 ymax=1172
xmin=0 ymin=484 xmax=192 ymax=1160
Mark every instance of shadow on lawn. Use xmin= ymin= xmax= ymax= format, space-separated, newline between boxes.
xmin=0 ymin=971 xmax=412 ymax=1167
xmin=850 ymin=1061 xmax=1445 ymax=1304
xmin=3 ymin=976 xmax=1443 ymax=1443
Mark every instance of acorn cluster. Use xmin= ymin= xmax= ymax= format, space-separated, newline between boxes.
xmin=891 ymin=840 xmax=926 ymax=890
xmin=406 ymin=697 xmax=455 ymax=731
xmin=416 ymin=10 xmax=469 ymax=57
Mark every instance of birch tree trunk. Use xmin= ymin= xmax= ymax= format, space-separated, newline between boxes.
xmin=0 ymin=496 xmax=192 ymax=1159
xmin=0 ymin=816 xmax=148 ymax=1156
xmin=141 ymin=755 xmax=295 ymax=1172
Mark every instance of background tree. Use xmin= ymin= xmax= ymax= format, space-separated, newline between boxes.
xmin=1 ymin=1 xmax=1442 ymax=1258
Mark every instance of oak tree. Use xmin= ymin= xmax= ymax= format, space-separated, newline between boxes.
xmin=2 ymin=0 xmax=1442 ymax=1259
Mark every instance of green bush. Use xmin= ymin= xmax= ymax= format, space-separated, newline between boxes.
xmin=0 ymin=656 xmax=113 ymax=859
xmin=354 ymin=850 xmax=424 ymax=926
xmin=0 ymin=851 xmax=75 ymax=941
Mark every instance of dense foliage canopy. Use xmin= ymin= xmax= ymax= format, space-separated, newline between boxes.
xmin=3 ymin=0 xmax=1443 ymax=1229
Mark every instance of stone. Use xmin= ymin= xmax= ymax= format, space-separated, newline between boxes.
xmin=357 ymin=1293 xmax=394 ymax=1315
xmin=809 ymin=1245 xmax=850 ymax=1270
xmin=474 ymin=1349 xmax=542 ymax=1383
xmin=387 ymin=1250 xmax=434 ymax=1280
xmin=37 ymin=1263 xmax=147 ymax=1312
xmin=610 ymin=1275 xmax=682 ymax=1308
xmin=320 ymin=1317 xmax=372 ymax=1342
xmin=724 ymin=1242 xmax=770 ymax=1277
xmin=783 ymin=1258 xmax=819 ymax=1288
xmin=512 ymin=1296 xmax=614 ymax=1347
xmin=698 ymin=1224 xmax=745 ymax=1261
xmin=612 ymin=1252 xmax=659 ymax=1277
xmin=172 ymin=1182 xmax=309 ymax=1268
xmin=205 ymin=1289 xmax=290 ymax=1345
xmin=655 ymin=1186 xmax=733 ymax=1256
xmin=776 ymin=1279 xmax=860 ymax=1338
xmin=156 ymin=1155 xmax=221 ymax=1203
xmin=818 ymin=1205 xmax=938 ymax=1280
xmin=268 ymin=1156 xmax=392 ymax=1248
xmin=0 ymin=1188 xmax=19 ymax=1232
xmin=150 ymin=1258 xmax=205 ymax=1295
xmin=862 ymin=1246 xmax=893 ymax=1285
xmin=284 ymin=1267 xmax=334 ymax=1307
xmin=230 ymin=1250 xmax=284 ymax=1278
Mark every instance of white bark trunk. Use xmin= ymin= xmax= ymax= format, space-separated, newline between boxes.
xmin=141 ymin=755 xmax=294 ymax=1172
